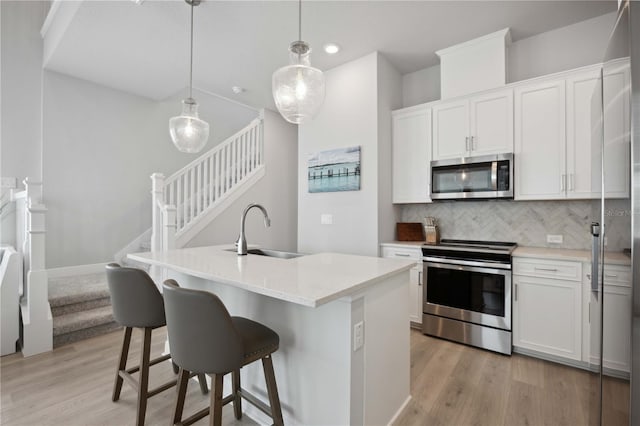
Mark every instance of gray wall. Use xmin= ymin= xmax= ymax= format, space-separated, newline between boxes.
xmin=187 ymin=109 xmax=298 ymax=252
xmin=400 ymin=199 xmax=631 ymax=252
xmin=402 ymin=11 xmax=617 ymax=107
xmin=1 ymin=1 xmax=48 ymax=182
xmin=298 ymin=52 xmax=402 ymax=256
xmin=42 ymin=71 xmax=257 ymax=268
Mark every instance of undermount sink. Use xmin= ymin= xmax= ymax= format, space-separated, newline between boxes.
xmin=226 ymin=248 xmax=304 ymax=259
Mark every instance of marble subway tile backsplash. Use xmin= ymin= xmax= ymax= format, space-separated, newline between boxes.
xmin=400 ymin=199 xmax=631 ymax=252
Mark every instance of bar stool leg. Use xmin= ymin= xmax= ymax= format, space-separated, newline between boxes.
xmin=198 ymin=374 xmax=209 ymax=394
xmin=210 ymin=374 xmax=224 ymax=426
xmin=232 ymin=370 xmax=242 ymax=419
xmin=172 ymin=368 xmax=190 ymax=425
xmin=136 ymin=327 xmax=152 ymax=426
xmin=262 ymin=355 xmax=284 ymax=426
xmin=112 ymin=327 xmax=132 ymax=402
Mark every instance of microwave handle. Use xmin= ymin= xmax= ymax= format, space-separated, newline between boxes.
xmin=491 ymin=161 xmax=498 ymax=190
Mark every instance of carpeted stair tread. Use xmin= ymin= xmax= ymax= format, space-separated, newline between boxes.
xmin=51 ymin=296 xmax=112 ymax=317
xmin=53 ymin=322 xmax=122 ymax=348
xmin=53 ymin=305 xmax=115 ymax=336
xmin=49 ymin=273 xmax=109 ymax=307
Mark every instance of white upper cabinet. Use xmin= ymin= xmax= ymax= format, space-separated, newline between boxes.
xmin=566 ymin=68 xmax=600 ymax=199
xmin=515 ymin=79 xmax=566 ymax=200
xmin=432 ymin=88 xmax=513 ymax=161
xmin=516 ymin=61 xmax=630 ymax=201
xmin=392 ymin=105 xmax=432 ymax=203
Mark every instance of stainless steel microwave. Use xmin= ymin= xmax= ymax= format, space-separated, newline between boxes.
xmin=430 ymin=153 xmax=513 ymax=200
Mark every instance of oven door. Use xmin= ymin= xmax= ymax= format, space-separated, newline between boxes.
xmin=423 ymin=258 xmax=512 ymax=331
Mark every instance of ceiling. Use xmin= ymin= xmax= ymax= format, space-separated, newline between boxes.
xmin=43 ymin=0 xmax=617 ymax=110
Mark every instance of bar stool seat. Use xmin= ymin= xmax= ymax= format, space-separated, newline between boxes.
xmin=163 ymin=279 xmax=284 ymax=426
xmin=105 ymin=264 xmax=208 ymax=426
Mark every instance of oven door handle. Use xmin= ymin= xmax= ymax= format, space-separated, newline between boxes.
xmin=423 ymin=257 xmax=512 ymax=272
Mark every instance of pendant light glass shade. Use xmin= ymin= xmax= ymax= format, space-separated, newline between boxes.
xmin=272 ymin=42 xmax=325 ymax=124
xmin=169 ymin=0 xmax=209 ymax=153
xmin=169 ymin=98 xmax=209 ymax=154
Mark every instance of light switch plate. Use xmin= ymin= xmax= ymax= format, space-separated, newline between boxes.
xmin=547 ymin=234 xmax=563 ymax=244
xmin=321 ymin=214 xmax=333 ymax=225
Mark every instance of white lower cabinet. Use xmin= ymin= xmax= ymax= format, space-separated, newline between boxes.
xmin=381 ymin=245 xmax=423 ymax=326
xmin=512 ymin=258 xmax=583 ymax=361
xmin=584 ymin=264 xmax=632 ymax=373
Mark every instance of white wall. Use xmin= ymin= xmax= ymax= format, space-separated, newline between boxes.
xmin=377 ymin=54 xmax=403 ymax=247
xmin=42 ymin=71 xmax=257 ymax=268
xmin=0 ymin=1 xmax=47 ymax=183
xmin=298 ymin=52 xmax=402 ymax=256
xmin=402 ymin=11 xmax=617 ymax=107
xmin=186 ymin=108 xmax=298 ymax=252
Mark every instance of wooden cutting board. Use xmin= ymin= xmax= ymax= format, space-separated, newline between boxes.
xmin=396 ymin=223 xmax=424 ymax=241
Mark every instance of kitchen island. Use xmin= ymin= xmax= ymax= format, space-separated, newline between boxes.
xmin=129 ymin=245 xmax=414 ymax=426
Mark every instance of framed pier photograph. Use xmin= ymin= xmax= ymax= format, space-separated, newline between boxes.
xmin=307 ymin=146 xmax=361 ymax=193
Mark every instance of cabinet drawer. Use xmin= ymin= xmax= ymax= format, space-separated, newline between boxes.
xmin=381 ymin=246 xmax=422 ymax=261
xmin=513 ymin=258 xmax=582 ymax=281
xmin=603 ymin=266 xmax=631 ymax=287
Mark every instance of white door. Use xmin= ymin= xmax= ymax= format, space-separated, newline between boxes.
xmin=513 ymin=275 xmax=582 ymax=360
xmin=432 ymin=99 xmax=469 ymax=160
xmin=469 ymin=89 xmax=514 ymax=156
xmin=514 ymin=80 xmax=567 ymax=200
xmin=566 ymin=68 xmax=600 ymax=199
xmin=392 ymin=107 xmax=432 ymax=203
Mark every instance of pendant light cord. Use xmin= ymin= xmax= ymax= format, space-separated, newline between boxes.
xmin=298 ymin=0 xmax=302 ymax=41
xmin=189 ymin=0 xmax=194 ymax=99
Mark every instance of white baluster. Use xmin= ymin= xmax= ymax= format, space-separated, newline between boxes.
xmin=258 ymin=121 xmax=264 ymax=165
xmin=209 ymin=154 xmax=214 ymax=204
xmin=216 ymin=151 xmax=221 ymax=199
xmin=189 ymin=168 xmax=195 ymax=224
xmin=182 ymin=173 xmax=188 ymax=230
xmin=196 ymin=163 xmax=201 ymax=216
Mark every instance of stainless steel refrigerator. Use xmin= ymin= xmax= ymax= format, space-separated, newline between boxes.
xmin=590 ymin=1 xmax=639 ymax=424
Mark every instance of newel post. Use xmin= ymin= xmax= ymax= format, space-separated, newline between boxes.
xmin=162 ymin=206 xmax=177 ymax=251
xmin=21 ymin=178 xmax=53 ymax=356
xmin=150 ymin=173 xmax=165 ymax=254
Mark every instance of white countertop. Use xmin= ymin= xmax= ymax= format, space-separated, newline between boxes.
xmin=129 ymin=245 xmax=415 ymax=308
xmin=513 ymin=246 xmax=631 ymax=266
xmin=380 ymin=241 xmax=631 ymax=266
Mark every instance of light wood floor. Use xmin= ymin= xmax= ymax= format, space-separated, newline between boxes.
xmin=1 ymin=328 xmax=630 ymax=425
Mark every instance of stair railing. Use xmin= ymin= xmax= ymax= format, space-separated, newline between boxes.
xmin=151 ymin=113 xmax=264 ymax=256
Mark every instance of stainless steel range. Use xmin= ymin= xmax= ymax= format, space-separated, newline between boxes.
xmin=422 ymin=239 xmax=517 ymax=355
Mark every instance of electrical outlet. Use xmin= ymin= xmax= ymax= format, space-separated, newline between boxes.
xmin=321 ymin=214 xmax=333 ymax=225
xmin=353 ymin=321 xmax=364 ymax=351
xmin=547 ymin=234 xmax=563 ymax=244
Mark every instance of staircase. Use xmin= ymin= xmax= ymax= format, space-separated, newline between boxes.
xmin=49 ymin=272 xmax=121 ymax=347
xmin=48 ymin=114 xmax=265 ymax=348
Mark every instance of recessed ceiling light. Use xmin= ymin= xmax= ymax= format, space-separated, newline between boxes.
xmin=232 ymin=86 xmax=245 ymax=94
xmin=131 ymin=0 xmax=145 ymax=4
xmin=323 ymin=43 xmax=341 ymax=55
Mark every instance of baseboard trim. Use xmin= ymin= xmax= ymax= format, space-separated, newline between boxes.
xmin=47 ymin=263 xmax=109 ymax=278
xmin=388 ymin=395 xmax=412 ymax=426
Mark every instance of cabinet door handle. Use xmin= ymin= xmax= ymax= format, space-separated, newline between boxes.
xmin=395 ymin=253 xmax=410 ymax=257
xmin=514 ymin=283 xmax=518 ymax=301
xmin=605 ymin=273 xmax=618 ymax=278
xmin=560 ymin=174 xmax=566 ymax=191
xmin=465 ymin=136 xmax=470 ymax=151
xmin=471 ymin=136 xmax=475 ymax=151
xmin=570 ymin=173 xmax=575 ymax=191
xmin=534 ymin=267 xmax=558 ymax=272
xmin=418 ymin=271 xmax=422 ymax=286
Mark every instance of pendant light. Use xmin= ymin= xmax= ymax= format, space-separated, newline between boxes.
xmin=169 ymin=0 xmax=209 ymax=153
xmin=272 ymin=0 xmax=325 ymax=124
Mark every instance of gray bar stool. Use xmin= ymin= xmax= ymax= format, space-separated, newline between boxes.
xmin=162 ymin=279 xmax=284 ymax=426
xmin=106 ymin=264 xmax=208 ymax=426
